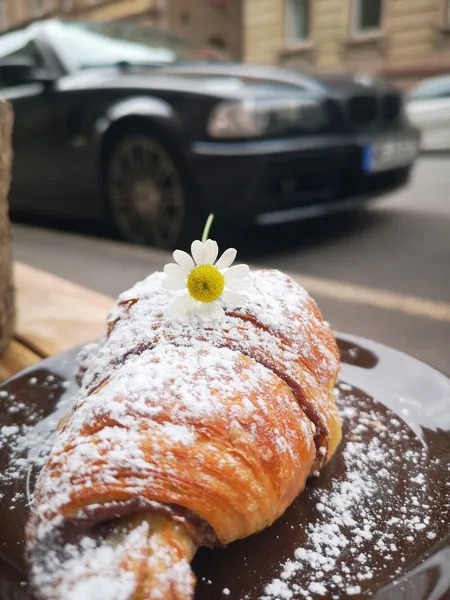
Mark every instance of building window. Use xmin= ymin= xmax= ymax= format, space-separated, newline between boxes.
xmin=180 ymin=11 xmax=190 ymax=25
xmin=352 ymin=0 xmax=382 ymax=34
xmin=285 ymin=0 xmax=310 ymax=44
xmin=0 ymin=0 xmax=7 ymax=31
xmin=30 ymin=0 xmax=45 ymax=17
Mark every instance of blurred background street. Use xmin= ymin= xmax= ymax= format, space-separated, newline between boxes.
xmin=0 ymin=0 xmax=449 ymax=374
xmin=13 ymin=155 xmax=450 ymax=375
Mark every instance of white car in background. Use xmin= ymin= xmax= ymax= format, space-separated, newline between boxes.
xmin=406 ymin=75 xmax=450 ymax=151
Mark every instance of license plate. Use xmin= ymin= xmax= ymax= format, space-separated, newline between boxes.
xmin=362 ymin=137 xmax=418 ymax=173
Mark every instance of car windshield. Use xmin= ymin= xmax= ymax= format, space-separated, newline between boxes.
xmin=43 ymin=20 xmax=228 ymax=71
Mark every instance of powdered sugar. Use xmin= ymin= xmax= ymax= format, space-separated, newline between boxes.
xmin=30 ymin=341 xmax=316 ymax=549
xmin=83 ymin=271 xmax=338 ymax=394
xmin=260 ymin=381 xmax=444 ymax=600
xmin=34 ymin=522 xmax=148 ymax=600
xmin=78 ymin=270 xmax=339 ymax=463
xmin=346 ymin=586 xmax=361 ymax=596
xmin=2 ymin=266 xmax=445 ymax=600
xmin=159 ymin=423 xmax=196 ymax=446
xmin=1 ymin=349 xmax=447 ymax=599
xmin=0 ymin=373 xmax=75 ymax=505
xmin=21 ymin=268 xmax=336 ymax=599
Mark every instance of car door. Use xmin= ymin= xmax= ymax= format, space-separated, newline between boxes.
xmin=0 ymin=27 xmax=63 ymax=213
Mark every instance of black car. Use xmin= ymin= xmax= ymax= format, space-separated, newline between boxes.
xmin=0 ymin=19 xmax=419 ymax=249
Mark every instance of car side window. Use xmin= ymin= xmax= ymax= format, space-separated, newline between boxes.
xmin=431 ymin=82 xmax=450 ymax=99
xmin=410 ymin=80 xmax=450 ymax=101
xmin=0 ymin=29 xmax=44 ymax=88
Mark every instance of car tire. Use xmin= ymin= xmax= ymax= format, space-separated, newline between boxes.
xmin=105 ymin=130 xmax=204 ymax=250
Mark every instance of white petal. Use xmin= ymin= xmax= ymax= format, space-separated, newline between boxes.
xmin=173 ymin=250 xmax=194 ymax=273
xmin=163 ymin=265 xmax=187 ymax=290
xmin=196 ymin=303 xmax=210 ymax=320
xmin=222 ymin=289 xmax=246 ymax=308
xmin=224 ymin=278 xmax=248 ymax=291
xmin=162 ymin=276 xmax=186 ymax=291
xmin=215 ymin=247 xmax=237 ymax=270
xmin=223 ymin=264 xmax=250 ymax=281
xmin=203 ymin=239 xmax=219 ymax=265
xmin=168 ymin=294 xmax=197 ymax=318
xmin=198 ymin=301 xmax=224 ymax=321
xmin=164 ymin=263 xmax=186 ymax=280
xmin=208 ymin=302 xmax=225 ymax=320
xmin=191 ymin=240 xmax=207 ymax=265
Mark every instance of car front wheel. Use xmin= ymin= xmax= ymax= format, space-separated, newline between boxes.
xmin=106 ymin=132 xmax=201 ymax=249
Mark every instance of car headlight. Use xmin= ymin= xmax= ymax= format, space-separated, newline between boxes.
xmin=207 ymin=97 xmax=325 ymax=139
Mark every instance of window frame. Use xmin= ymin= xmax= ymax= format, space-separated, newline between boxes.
xmin=0 ymin=23 xmax=66 ymax=78
xmin=350 ymin=0 xmax=384 ymax=38
xmin=0 ymin=30 xmax=49 ymax=89
xmin=284 ymin=0 xmax=313 ymax=48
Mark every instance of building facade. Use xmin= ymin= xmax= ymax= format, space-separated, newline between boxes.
xmin=166 ymin=0 xmax=242 ymax=59
xmin=243 ymin=0 xmax=450 ymax=87
xmin=0 ymin=1 xmax=163 ymax=31
xmin=0 ymin=0 xmax=243 ymax=59
xmin=2 ymin=1 xmax=450 ymax=86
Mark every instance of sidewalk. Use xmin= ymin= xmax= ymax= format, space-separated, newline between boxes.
xmin=13 ymin=223 xmax=450 ymax=376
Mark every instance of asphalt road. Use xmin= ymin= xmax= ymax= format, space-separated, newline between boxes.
xmin=12 ymin=156 xmax=450 ymax=375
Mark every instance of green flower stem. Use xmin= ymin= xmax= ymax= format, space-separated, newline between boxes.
xmin=201 ymin=213 xmax=215 ymax=243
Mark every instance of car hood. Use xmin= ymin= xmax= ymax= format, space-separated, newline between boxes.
xmin=59 ymin=61 xmax=396 ymax=100
xmin=160 ymin=63 xmax=396 ymax=96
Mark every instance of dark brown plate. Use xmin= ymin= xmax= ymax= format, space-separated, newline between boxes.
xmin=0 ymin=333 xmax=449 ymax=600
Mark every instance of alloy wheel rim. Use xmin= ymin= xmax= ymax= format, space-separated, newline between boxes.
xmin=110 ymin=137 xmax=184 ymax=247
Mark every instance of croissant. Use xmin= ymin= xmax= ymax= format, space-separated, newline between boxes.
xmin=26 ymin=268 xmax=341 ymax=600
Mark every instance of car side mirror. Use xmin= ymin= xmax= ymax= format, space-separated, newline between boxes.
xmin=0 ymin=57 xmax=55 ymax=87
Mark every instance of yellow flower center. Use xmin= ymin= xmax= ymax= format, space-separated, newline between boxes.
xmin=187 ymin=265 xmax=224 ymax=303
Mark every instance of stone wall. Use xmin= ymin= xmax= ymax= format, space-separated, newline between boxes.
xmin=243 ymin=0 xmax=284 ymax=65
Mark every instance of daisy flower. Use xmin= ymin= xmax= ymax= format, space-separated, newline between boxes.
xmin=163 ymin=239 xmax=249 ymax=321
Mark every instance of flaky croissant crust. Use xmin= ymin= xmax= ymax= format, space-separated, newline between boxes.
xmin=27 ymin=269 xmax=341 ymax=600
